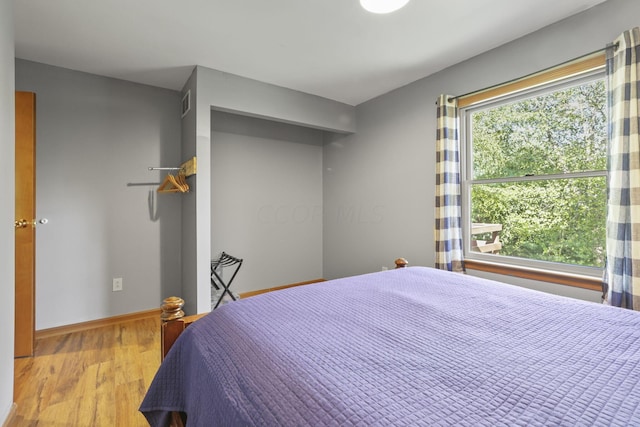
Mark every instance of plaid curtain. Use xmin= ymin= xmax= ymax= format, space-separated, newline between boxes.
xmin=603 ymin=28 xmax=640 ymax=310
xmin=435 ymin=95 xmax=464 ymax=272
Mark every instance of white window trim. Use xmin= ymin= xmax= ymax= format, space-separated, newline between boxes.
xmin=460 ymin=68 xmax=606 ymax=280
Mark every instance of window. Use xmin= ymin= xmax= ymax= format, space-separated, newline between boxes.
xmin=460 ymin=59 xmax=607 ymax=283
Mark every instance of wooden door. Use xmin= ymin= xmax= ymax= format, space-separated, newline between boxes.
xmin=15 ymin=91 xmax=36 ymax=358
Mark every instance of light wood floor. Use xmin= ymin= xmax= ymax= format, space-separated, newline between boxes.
xmin=13 ymin=316 xmax=161 ymax=426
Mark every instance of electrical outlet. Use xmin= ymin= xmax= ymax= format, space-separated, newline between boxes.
xmin=381 ymin=266 xmax=388 ymax=271
xmin=113 ymin=277 xmax=123 ymax=292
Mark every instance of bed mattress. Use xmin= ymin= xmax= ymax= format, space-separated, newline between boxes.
xmin=141 ymin=267 xmax=640 ymax=426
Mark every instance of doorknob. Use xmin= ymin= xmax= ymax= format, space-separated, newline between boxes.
xmin=15 ymin=218 xmax=48 ymax=228
xmin=14 ymin=219 xmax=29 ymax=229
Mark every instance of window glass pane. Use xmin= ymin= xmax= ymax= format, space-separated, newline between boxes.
xmin=470 ymin=177 xmax=606 ymax=268
xmin=471 ymin=79 xmax=606 ymax=180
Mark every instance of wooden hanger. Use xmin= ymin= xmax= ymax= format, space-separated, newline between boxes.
xmin=175 ymin=171 xmax=189 ymax=192
xmin=157 ymin=173 xmax=188 ymax=193
xmin=151 ymin=157 xmax=196 ymax=194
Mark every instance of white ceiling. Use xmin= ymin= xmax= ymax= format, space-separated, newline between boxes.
xmin=14 ymin=0 xmax=607 ymax=106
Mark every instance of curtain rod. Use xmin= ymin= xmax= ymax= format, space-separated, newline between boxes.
xmin=446 ymin=43 xmax=618 ymax=103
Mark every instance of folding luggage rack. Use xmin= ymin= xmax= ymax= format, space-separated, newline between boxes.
xmin=211 ymin=252 xmax=243 ymax=309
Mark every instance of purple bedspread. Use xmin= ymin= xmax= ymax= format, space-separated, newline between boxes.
xmin=140 ymin=267 xmax=640 ymax=426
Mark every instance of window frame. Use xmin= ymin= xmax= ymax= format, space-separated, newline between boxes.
xmin=458 ymin=54 xmax=607 ymax=290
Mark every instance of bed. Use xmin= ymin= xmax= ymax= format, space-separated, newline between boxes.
xmin=140 ymin=263 xmax=640 ymax=426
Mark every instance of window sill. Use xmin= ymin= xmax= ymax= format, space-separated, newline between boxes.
xmin=464 ymin=259 xmax=603 ymax=292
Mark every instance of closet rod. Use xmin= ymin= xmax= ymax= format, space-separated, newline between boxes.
xmin=127 ymin=182 xmax=161 ymax=186
xmin=148 ymin=157 xmax=197 ymax=177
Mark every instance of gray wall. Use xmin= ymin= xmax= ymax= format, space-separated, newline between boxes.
xmin=15 ymin=60 xmax=183 ymax=329
xmin=197 ymin=68 xmax=356 ymax=134
xmin=179 ymin=69 xmax=199 ymax=317
xmin=324 ymin=0 xmax=639 ymax=300
xmin=184 ymin=66 xmax=355 ymax=314
xmin=211 ymin=111 xmax=324 ymax=295
xmin=0 ymin=0 xmax=15 ymax=420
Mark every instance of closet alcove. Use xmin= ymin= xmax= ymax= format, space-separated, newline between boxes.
xmin=210 ymin=111 xmax=326 ymax=299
